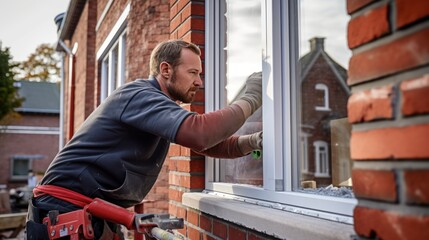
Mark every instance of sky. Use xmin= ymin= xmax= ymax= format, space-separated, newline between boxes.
xmin=0 ymin=0 xmax=70 ymax=62
xmin=300 ymin=0 xmax=351 ymax=68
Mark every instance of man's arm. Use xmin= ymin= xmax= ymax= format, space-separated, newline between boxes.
xmin=194 ymin=132 xmax=263 ymax=158
xmin=175 ymin=72 xmax=263 ymax=154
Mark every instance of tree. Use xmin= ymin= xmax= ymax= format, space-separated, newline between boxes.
xmin=15 ymin=43 xmax=61 ymax=82
xmin=0 ymin=42 xmax=22 ymax=122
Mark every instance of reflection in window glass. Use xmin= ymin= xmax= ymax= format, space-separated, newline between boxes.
xmin=297 ymin=0 xmax=353 ymax=196
xmin=219 ymin=0 xmax=263 ymax=186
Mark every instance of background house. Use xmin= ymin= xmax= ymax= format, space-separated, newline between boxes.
xmin=0 ymin=80 xmax=60 ymax=189
xmin=299 ymin=37 xmax=350 ymax=187
xmin=55 ymin=0 xmax=429 ymax=239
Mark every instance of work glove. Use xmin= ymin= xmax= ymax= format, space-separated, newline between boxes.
xmin=240 ymin=72 xmax=262 ymax=115
xmin=238 ymin=131 xmax=263 ymax=155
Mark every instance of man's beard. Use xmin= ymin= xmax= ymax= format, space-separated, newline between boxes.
xmin=167 ymin=73 xmax=197 ymax=103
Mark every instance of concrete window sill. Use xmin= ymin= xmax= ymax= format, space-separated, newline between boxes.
xmin=182 ymin=192 xmax=356 ymax=240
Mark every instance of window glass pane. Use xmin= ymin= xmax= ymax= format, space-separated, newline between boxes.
xmin=99 ymin=31 xmax=126 ymax=102
xmin=109 ymin=45 xmax=118 ymax=95
xmin=101 ymin=56 xmax=109 ymax=100
xmin=297 ymin=0 xmax=353 ymax=197
xmin=219 ymin=0 xmax=263 ymax=186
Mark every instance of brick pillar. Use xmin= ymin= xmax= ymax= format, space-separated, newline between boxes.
xmin=127 ymin=0 xmax=171 ymax=214
xmin=347 ymin=0 xmax=429 ymax=239
xmin=168 ymin=0 xmax=206 ymax=238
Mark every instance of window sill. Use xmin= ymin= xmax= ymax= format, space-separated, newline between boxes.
xmin=182 ymin=192 xmax=355 ymax=240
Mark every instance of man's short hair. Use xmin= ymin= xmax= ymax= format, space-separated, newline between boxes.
xmin=149 ymin=39 xmax=201 ymax=77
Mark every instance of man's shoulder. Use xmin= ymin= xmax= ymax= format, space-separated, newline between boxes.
xmin=119 ymin=79 xmax=158 ymax=94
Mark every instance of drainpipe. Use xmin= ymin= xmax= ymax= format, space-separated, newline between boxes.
xmin=58 ymin=40 xmax=76 ymax=144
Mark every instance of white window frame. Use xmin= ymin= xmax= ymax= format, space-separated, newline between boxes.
xmin=314 ymin=140 xmax=330 ymax=177
xmin=315 ymin=83 xmax=331 ymax=111
xmin=97 ymin=3 xmax=129 ymax=101
xmin=205 ymin=0 xmax=356 ymax=223
xmin=300 ymin=133 xmax=310 ymax=173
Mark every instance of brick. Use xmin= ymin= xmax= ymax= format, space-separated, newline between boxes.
xmin=170 ymin=15 xmax=182 ymax=32
xmin=229 ymin=225 xmax=246 ymax=240
xmin=347 ymin=0 xmax=378 ymax=14
xmin=180 ymin=146 xmax=192 ymax=157
xmin=177 ymin=225 xmax=187 ymax=237
xmin=396 ymin=0 xmax=429 ymax=29
xmin=169 ymin=172 xmax=205 ymax=189
xmin=178 ymin=18 xmax=205 ymax=37
xmin=404 ymin=170 xmax=429 ymax=205
xmin=202 ymin=233 xmax=216 ymax=240
xmin=169 ymin=202 xmax=187 ymax=219
xmin=348 ymin=4 xmax=390 ymax=49
xmin=401 ymin=75 xmax=429 ymax=116
xmin=174 ymin=159 xmax=205 ymax=173
xmin=213 ymin=219 xmax=227 ymax=239
xmin=348 ymin=85 xmax=394 ymax=123
xmin=191 ymin=104 xmax=205 ymax=113
xmin=181 ymin=2 xmax=205 ymax=18
xmin=170 ymin=2 xmax=178 ymax=19
xmin=168 ymin=188 xmax=184 ymax=202
xmin=187 ymin=224 xmax=201 ymax=240
xmin=177 ymin=0 xmax=190 ymax=13
xmin=351 ymin=124 xmax=429 ymax=159
xmin=200 ymin=214 xmax=212 ymax=232
xmin=248 ymin=232 xmax=267 ymax=240
xmin=352 ymin=169 xmax=397 ymax=202
xmin=354 ymin=206 xmax=429 ymax=240
xmin=168 ymin=144 xmax=181 ymax=156
xmin=182 ymin=31 xmax=205 ymax=45
xmin=348 ymin=28 xmax=429 ymax=85
xmin=194 ymin=89 xmax=205 ymax=102
xmin=187 ymin=210 xmax=199 ymax=226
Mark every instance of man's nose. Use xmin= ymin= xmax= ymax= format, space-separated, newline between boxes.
xmin=194 ymin=75 xmax=203 ymax=87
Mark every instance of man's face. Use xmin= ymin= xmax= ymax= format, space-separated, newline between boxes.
xmin=165 ymin=48 xmax=203 ymax=103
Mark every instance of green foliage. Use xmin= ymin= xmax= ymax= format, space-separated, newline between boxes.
xmin=15 ymin=43 xmax=61 ymax=82
xmin=0 ymin=43 xmax=22 ymax=121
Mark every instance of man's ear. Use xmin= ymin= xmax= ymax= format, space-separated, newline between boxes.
xmin=160 ymin=62 xmax=171 ymax=78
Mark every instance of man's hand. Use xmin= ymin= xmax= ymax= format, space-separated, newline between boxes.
xmin=240 ymin=72 xmax=262 ymax=114
xmin=238 ymin=131 xmax=263 ymax=155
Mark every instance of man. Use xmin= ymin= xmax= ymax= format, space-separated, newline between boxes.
xmin=28 ymin=170 xmax=37 ymax=188
xmin=27 ymin=39 xmax=262 ymax=238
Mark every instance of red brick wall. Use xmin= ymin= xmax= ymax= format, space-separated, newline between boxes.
xmin=95 ymin=0 xmax=129 ymax=49
xmin=184 ymin=210 xmax=276 ymax=240
xmin=127 ymin=0 xmax=171 ymax=81
xmin=167 ymin=0 xmax=208 ymax=238
xmin=126 ymin=0 xmax=172 ymax=214
xmin=62 ymin=1 xmax=97 ymax=139
xmin=347 ymin=0 xmax=429 ymax=239
xmin=0 ymin=114 xmax=59 ymax=189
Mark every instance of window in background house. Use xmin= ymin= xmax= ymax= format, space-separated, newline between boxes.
xmin=206 ymin=0 xmax=355 ymax=222
xmin=314 ymin=140 xmax=330 ymax=177
xmin=301 ymin=134 xmax=310 ymax=173
xmin=314 ymin=83 xmax=330 ymax=111
xmin=11 ymin=156 xmax=32 ymax=180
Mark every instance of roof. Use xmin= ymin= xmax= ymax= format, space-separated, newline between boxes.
xmin=55 ymin=0 xmax=86 ymax=51
xmin=299 ymin=37 xmax=350 ymax=94
xmin=14 ymin=81 xmax=60 ymax=114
